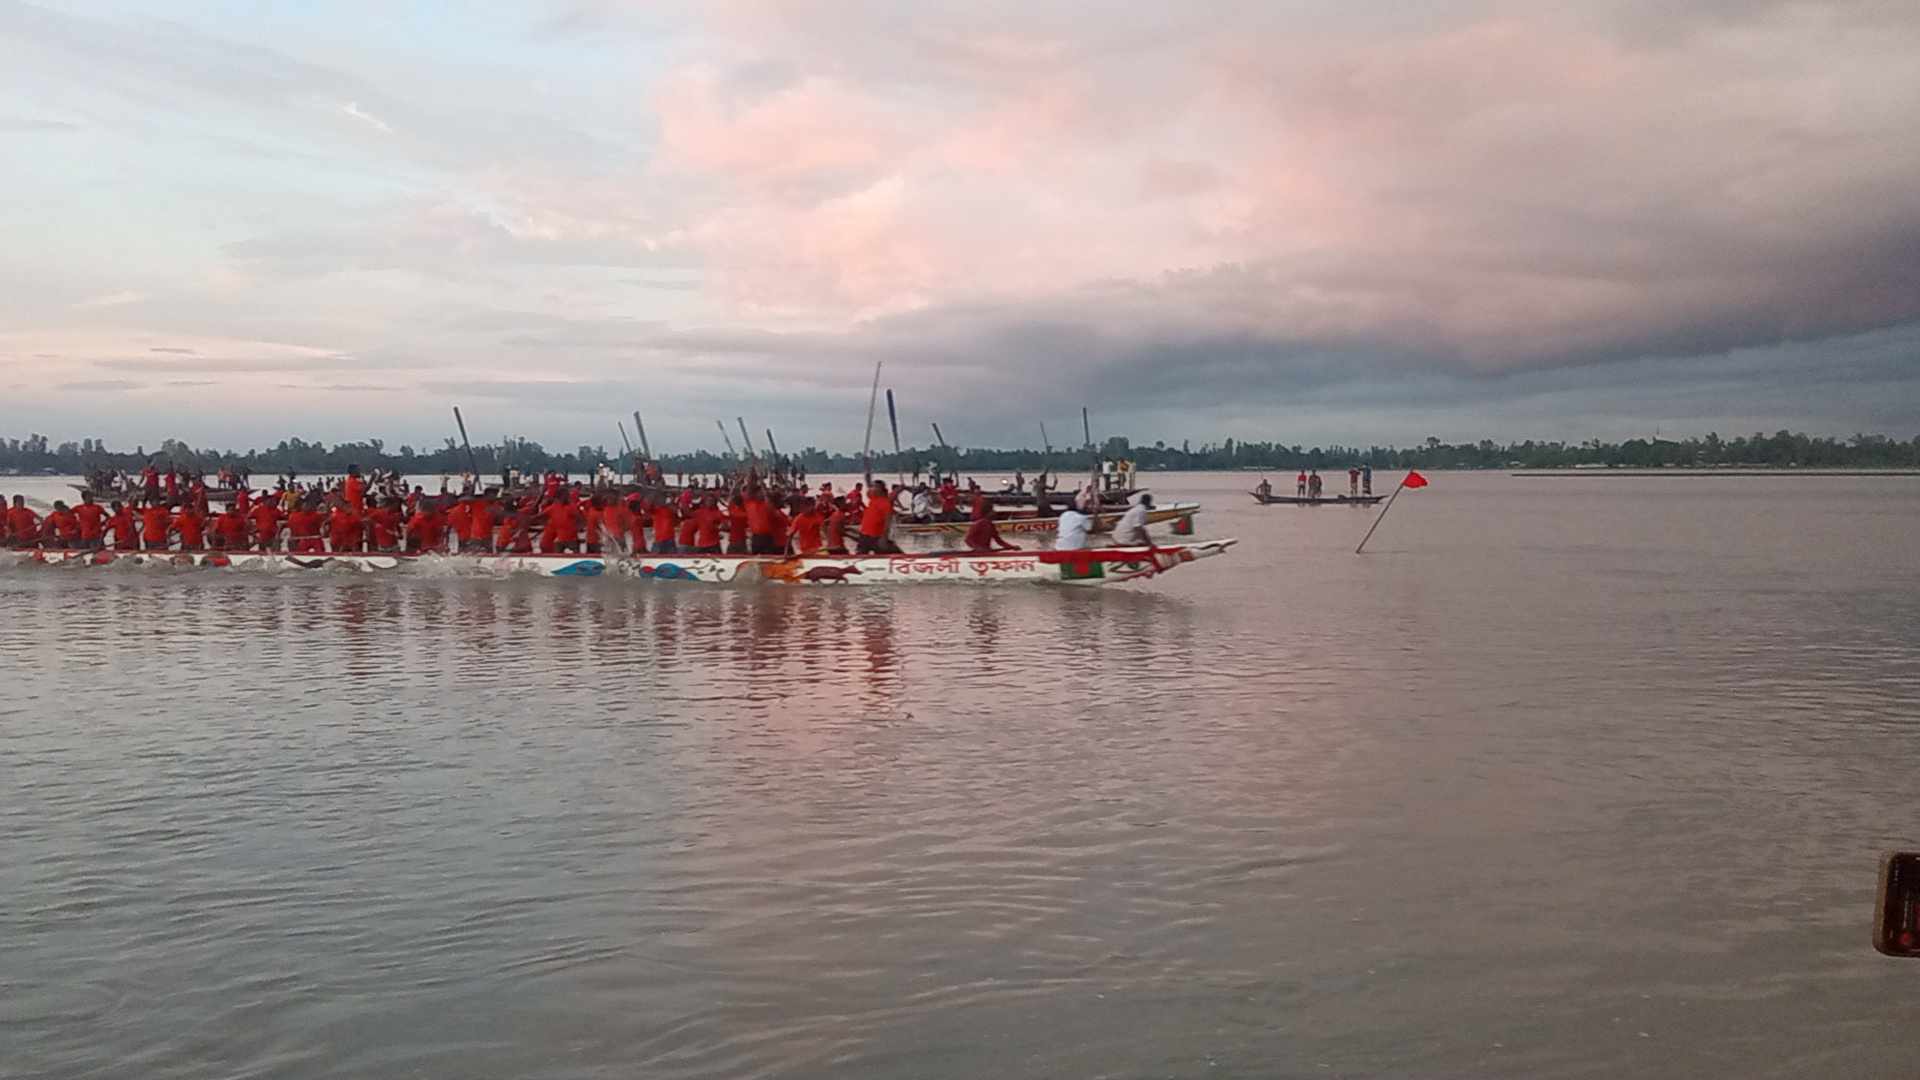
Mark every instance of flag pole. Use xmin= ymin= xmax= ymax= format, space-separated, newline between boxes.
xmin=1354 ymin=479 xmax=1407 ymax=554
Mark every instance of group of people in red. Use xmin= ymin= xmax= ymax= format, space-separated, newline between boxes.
xmin=5 ymin=464 xmax=1025 ymax=558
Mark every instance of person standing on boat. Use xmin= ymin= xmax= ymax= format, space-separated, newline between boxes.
xmin=857 ymin=479 xmax=901 ymax=555
xmin=344 ymin=465 xmax=366 ymax=514
xmin=1361 ymin=464 xmax=1373 ymax=496
xmin=1256 ymin=477 xmax=1273 ymax=502
xmin=1348 ymin=466 xmax=1361 ymax=497
xmin=1054 ymin=503 xmax=1092 ymax=551
xmin=1307 ymin=470 xmax=1323 ymax=499
xmin=1295 ymin=469 xmax=1308 ymax=497
xmin=1111 ymin=493 xmax=1154 ymax=546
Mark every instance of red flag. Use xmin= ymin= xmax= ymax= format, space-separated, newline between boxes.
xmin=1403 ymin=470 xmax=1430 ymax=489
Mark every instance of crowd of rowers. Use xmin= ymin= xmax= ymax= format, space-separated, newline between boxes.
xmin=5 ymin=464 xmax=1160 ymax=557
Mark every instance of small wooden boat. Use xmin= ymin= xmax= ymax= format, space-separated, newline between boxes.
xmin=895 ymin=501 xmax=1200 ymax=537
xmin=1249 ymin=491 xmax=1384 ymax=506
xmin=71 ymin=484 xmax=249 ymax=504
xmin=10 ymin=540 xmax=1237 ymax=587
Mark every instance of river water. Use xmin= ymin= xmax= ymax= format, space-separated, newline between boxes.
xmin=4 ymin=471 xmax=1917 ymax=1078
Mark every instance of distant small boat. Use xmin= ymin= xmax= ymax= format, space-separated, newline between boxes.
xmin=1249 ymin=490 xmax=1384 ymax=506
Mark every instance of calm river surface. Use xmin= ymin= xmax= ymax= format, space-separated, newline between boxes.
xmin=4 ymin=471 xmax=1918 ymax=1078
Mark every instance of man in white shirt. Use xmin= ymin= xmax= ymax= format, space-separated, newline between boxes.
xmin=1110 ymin=492 xmax=1152 ymax=546
xmin=1055 ymin=505 xmax=1092 ymax=550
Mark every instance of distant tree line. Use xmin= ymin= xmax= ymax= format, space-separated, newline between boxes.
xmin=1 ymin=429 xmax=1916 ymax=477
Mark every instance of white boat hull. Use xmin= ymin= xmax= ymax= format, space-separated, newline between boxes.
xmin=7 ymin=540 xmax=1237 ymax=587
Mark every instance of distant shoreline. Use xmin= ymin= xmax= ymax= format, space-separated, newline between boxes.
xmin=1510 ymin=469 xmax=1920 ymax=478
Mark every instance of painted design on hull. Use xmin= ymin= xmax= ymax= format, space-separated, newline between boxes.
xmin=6 ymin=541 xmax=1237 ymax=587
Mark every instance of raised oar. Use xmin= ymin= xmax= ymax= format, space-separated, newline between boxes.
xmin=931 ymin=422 xmax=951 ymax=482
xmin=716 ymin=419 xmax=738 ymax=460
xmin=632 ymin=411 xmax=652 ymax=460
xmin=453 ymin=406 xmax=480 ymax=480
xmin=886 ymin=388 xmax=904 ymax=485
xmin=736 ymin=418 xmax=757 ymax=465
xmin=862 ymin=360 xmax=883 ymax=486
xmin=617 ymin=421 xmax=634 ymax=455
xmin=765 ymin=428 xmax=779 ymax=461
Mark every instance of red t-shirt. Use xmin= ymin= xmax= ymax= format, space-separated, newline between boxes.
xmin=140 ymin=506 xmax=172 ymax=545
xmin=727 ymin=505 xmax=747 ymax=547
xmin=329 ymin=509 xmax=363 ymax=551
xmin=367 ymin=507 xmax=401 ymax=549
xmin=693 ymin=506 xmax=724 ymax=549
xmin=173 ymin=509 xmax=205 ymax=549
xmin=676 ymin=513 xmax=699 ymax=547
xmin=792 ymin=510 xmax=824 ymax=554
xmin=859 ymin=496 xmax=891 ymax=538
xmin=216 ymin=511 xmax=248 ymax=547
xmin=74 ymin=503 xmax=107 ymax=540
xmin=250 ymin=504 xmax=281 ymax=543
xmin=651 ymin=504 xmax=675 ymax=543
xmin=744 ymin=496 xmax=774 ymax=536
xmin=108 ymin=508 xmax=136 ymax=547
xmin=542 ymin=501 xmax=580 ymax=542
xmin=47 ymin=509 xmax=79 ymax=543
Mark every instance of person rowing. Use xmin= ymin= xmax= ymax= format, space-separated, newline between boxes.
xmin=1110 ymin=492 xmax=1154 ymax=546
xmin=1054 ymin=502 xmax=1092 ymax=551
xmin=964 ymin=493 xmax=1019 ymax=553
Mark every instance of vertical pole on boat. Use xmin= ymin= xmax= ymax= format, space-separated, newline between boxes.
xmin=930 ymin=422 xmax=950 ymax=483
xmin=1354 ymin=478 xmax=1407 ymax=554
xmin=1040 ymin=422 xmax=1053 ymax=491
xmin=886 ymin=388 xmax=903 ymax=485
xmin=452 ymin=406 xmax=479 ymax=480
xmin=1082 ymin=406 xmax=1098 ymax=502
xmin=632 ymin=411 xmax=652 ymax=460
xmin=862 ymin=360 xmax=883 ymax=487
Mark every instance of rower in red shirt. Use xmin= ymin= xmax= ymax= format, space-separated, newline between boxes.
xmin=107 ymin=501 xmax=136 ymax=550
xmin=768 ymin=499 xmax=792 ymax=554
xmin=328 ymin=502 xmax=364 ymax=553
xmin=6 ymin=496 xmax=40 ymax=547
xmin=495 ymin=511 xmax=533 ymax=554
xmin=249 ymin=500 xmax=283 ymax=551
xmin=45 ymin=502 xmax=80 ymax=548
xmin=464 ymin=496 xmax=495 ymax=553
xmin=964 ymin=494 xmax=1019 ymax=553
xmin=675 ymin=504 xmax=700 ymax=551
xmin=690 ymin=497 xmax=725 ymax=554
xmin=938 ymin=481 xmax=960 ymax=521
xmin=743 ymin=486 xmax=778 ymax=554
xmin=343 ymin=466 xmax=367 ymax=513
xmin=407 ymin=501 xmax=447 ymax=553
xmin=824 ymin=497 xmax=850 ymax=555
xmin=726 ymin=495 xmax=748 ymax=554
xmin=582 ymin=496 xmax=604 ymax=555
xmin=444 ymin=497 xmax=474 ymax=553
xmin=791 ymin=497 xmax=825 ymax=555
xmin=212 ymin=505 xmax=249 ymax=551
xmin=74 ymin=493 xmax=108 ymax=549
xmin=140 ymin=502 xmax=174 ymax=550
xmin=287 ymin=502 xmax=325 ymax=554
xmin=650 ymin=499 xmax=677 ymax=554
xmin=538 ymin=497 xmax=580 ymax=554
xmin=366 ymin=499 xmax=402 ymax=551
xmin=173 ymin=503 xmax=207 ymax=550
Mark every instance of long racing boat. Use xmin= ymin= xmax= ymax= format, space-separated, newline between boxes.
xmin=9 ymin=539 xmax=1237 ymax=587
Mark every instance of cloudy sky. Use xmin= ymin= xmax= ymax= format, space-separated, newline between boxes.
xmin=4 ymin=0 xmax=1918 ymax=453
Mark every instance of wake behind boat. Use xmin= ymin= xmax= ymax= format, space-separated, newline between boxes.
xmin=10 ymin=540 xmax=1238 ymax=587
